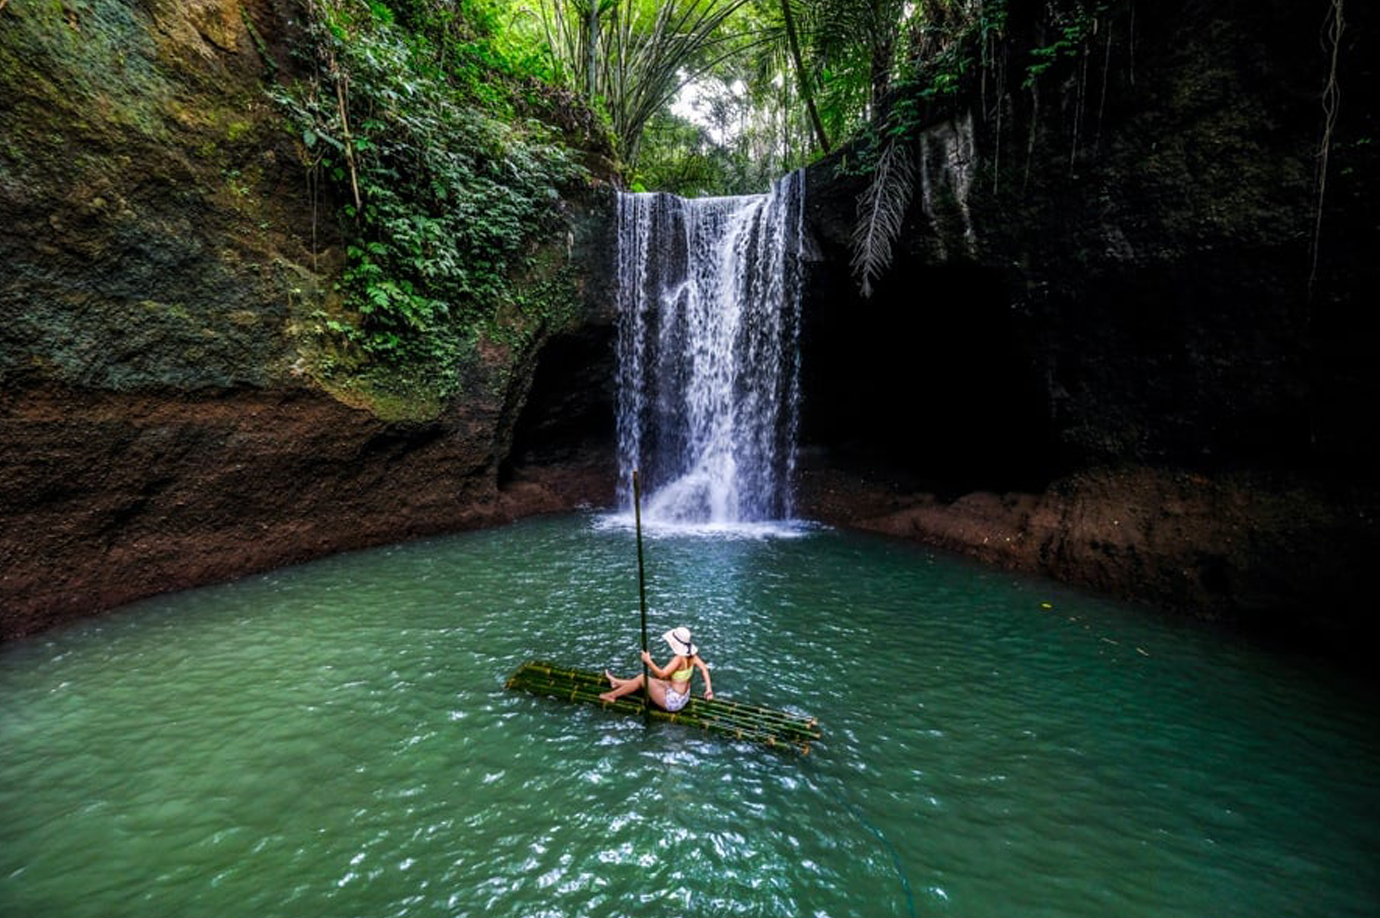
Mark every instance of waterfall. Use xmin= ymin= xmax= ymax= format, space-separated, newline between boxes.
xmin=615 ymin=171 xmax=805 ymax=525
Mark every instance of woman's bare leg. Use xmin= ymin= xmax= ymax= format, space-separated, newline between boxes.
xmin=599 ymin=675 xmax=672 ymax=708
xmin=599 ymin=673 xmax=644 ymax=701
xmin=645 ymin=678 xmax=670 ymax=709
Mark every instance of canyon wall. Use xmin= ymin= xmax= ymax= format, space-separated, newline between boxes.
xmin=3 ymin=0 xmax=1376 ymax=653
xmin=0 ymin=0 xmax=615 ymax=639
xmin=795 ymin=0 xmax=1378 ymax=646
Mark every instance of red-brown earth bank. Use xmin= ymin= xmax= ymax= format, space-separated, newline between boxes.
xmin=0 ymin=385 xmax=612 ymax=639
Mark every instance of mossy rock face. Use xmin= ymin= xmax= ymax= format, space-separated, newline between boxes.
xmin=792 ymin=0 xmax=1380 ymax=646
xmin=802 ymin=0 xmax=1380 ymax=479
xmin=0 ymin=0 xmax=324 ymax=391
xmin=2 ymin=0 xmax=621 ymax=410
xmin=0 ymin=2 xmax=617 ymax=638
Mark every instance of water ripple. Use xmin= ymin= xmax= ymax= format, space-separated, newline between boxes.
xmin=2 ymin=515 xmax=1378 ymax=918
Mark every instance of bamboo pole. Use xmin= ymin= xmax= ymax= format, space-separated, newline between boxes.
xmin=632 ymin=470 xmax=650 ymax=721
xmin=508 ymin=673 xmax=809 ymax=751
xmin=505 ymin=676 xmax=818 ymax=743
xmin=517 ymin=660 xmax=819 ymax=732
xmin=512 ymin=661 xmax=819 ymax=732
xmin=507 ymin=660 xmax=821 ymax=749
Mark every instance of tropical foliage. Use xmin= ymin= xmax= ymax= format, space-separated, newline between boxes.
xmin=270 ymin=0 xmax=1133 ymax=401
xmin=273 ymin=0 xmax=586 ymax=412
xmin=520 ymin=0 xmax=988 ymax=193
xmin=528 ymin=0 xmax=755 ymax=169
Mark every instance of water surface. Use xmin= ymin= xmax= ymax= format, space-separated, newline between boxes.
xmin=2 ymin=514 xmax=1377 ymax=917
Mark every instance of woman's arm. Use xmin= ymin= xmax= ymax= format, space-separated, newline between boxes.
xmin=639 ymin=650 xmax=677 ymax=679
xmin=694 ymin=656 xmax=714 ymax=698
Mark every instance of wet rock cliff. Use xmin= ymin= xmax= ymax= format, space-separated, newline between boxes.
xmin=0 ymin=0 xmax=615 ymax=639
xmin=795 ymin=0 xmax=1379 ymax=648
xmin=3 ymin=0 xmax=1376 ymax=656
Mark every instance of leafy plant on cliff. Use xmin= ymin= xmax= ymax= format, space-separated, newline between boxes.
xmin=850 ymin=134 xmax=914 ymax=296
xmin=842 ymin=0 xmax=995 ymax=294
xmin=273 ymin=0 xmax=587 ymax=414
xmin=843 ymin=0 xmax=1138 ymax=294
xmin=1022 ymin=0 xmax=1106 ymax=88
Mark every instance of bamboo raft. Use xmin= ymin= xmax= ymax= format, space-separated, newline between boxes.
xmin=506 ymin=659 xmax=821 ymax=754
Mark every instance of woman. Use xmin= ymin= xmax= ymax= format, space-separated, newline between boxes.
xmin=600 ymin=626 xmax=713 ymax=712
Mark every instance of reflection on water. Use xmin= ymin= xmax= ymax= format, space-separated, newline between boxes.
xmin=2 ymin=514 xmax=1378 ymax=918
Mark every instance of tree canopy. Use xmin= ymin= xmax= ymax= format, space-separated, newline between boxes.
xmin=501 ymin=0 xmax=1007 ymax=194
xmin=295 ymin=1 xmax=1088 ymax=198
xmin=274 ymin=0 xmax=1128 ymax=405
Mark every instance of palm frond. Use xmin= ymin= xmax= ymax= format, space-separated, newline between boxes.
xmin=850 ymin=135 xmax=915 ymax=297
xmin=536 ymin=0 xmax=752 ymax=167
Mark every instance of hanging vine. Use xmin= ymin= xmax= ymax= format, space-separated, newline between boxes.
xmin=1308 ymin=0 xmax=1345 ymax=299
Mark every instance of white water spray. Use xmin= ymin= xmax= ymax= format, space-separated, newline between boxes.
xmin=615 ymin=172 xmax=806 ymax=524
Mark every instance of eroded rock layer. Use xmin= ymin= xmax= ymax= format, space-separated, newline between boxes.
xmin=794 ymin=0 xmax=1378 ymax=644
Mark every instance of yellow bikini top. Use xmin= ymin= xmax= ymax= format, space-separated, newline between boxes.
xmin=670 ymin=657 xmax=694 ymax=683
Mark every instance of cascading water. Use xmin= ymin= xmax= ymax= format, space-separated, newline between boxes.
xmin=615 ymin=171 xmax=805 ymax=525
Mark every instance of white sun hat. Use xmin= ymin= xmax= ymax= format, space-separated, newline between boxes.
xmin=662 ymin=626 xmax=697 ymax=657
